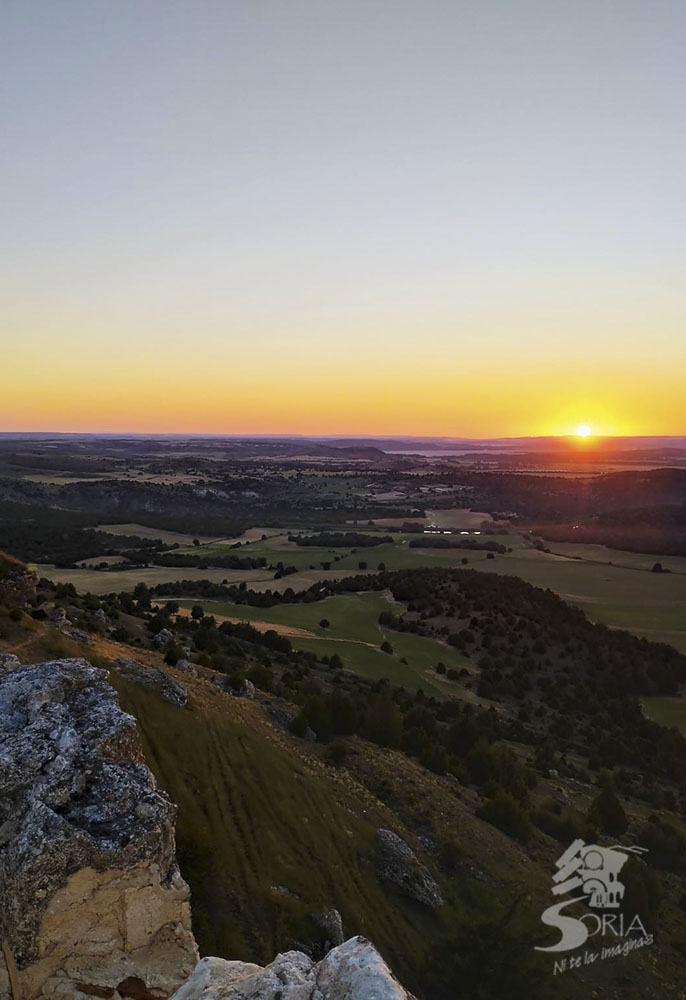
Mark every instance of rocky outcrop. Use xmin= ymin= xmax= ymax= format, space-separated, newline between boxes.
xmin=375 ymin=829 xmax=443 ymax=908
xmin=0 ymin=658 xmax=198 ymax=999
xmin=169 ymin=937 xmax=413 ymax=1000
xmin=0 ymin=652 xmax=20 ymax=670
xmin=0 ymin=553 xmax=36 ymax=609
xmin=0 ymin=656 xmax=414 ymax=1000
xmin=114 ymin=658 xmax=188 ymax=708
xmin=239 ymin=678 xmax=255 ymax=699
xmin=153 ymin=629 xmax=175 ymax=649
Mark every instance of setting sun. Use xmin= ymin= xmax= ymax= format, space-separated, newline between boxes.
xmin=576 ymin=425 xmax=592 ymax=438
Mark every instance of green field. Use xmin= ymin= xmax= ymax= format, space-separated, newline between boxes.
xmin=176 ymin=591 xmax=473 ymax=697
xmin=545 ymin=540 xmax=686 ymax=575
xmin=172 ymin=529 xmax=525 ymax=575
xmin=641 ymin=696 xmax=686 ymax=734
xmin=37 ymin=522 xmax=686 ymax=656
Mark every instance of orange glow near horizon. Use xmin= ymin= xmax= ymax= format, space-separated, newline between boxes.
xmin=2 ymin=345 xmax=684 ymax=438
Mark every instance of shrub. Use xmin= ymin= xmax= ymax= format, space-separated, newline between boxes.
xmin=326 ymin=741 xmax=348 ymax=766
xmin=476 ymin=791 xmax=532 ymax=843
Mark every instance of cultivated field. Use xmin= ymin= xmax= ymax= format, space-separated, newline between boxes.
xmin=34 ymin=564 xmax=276 ymax=594
xmin=98 ymin=522 xmax=224 ymax=545
xmin=38 ymin=515 xmax=686 ymax=654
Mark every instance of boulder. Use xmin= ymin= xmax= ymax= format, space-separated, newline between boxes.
xmin=174 ymin=659 xmax=199 ymax=678
xmin=0 ymin=652 xmax=21 ymax=670
xmin=170 ymin=937 xmax=412 ymax=1000
xmin=89 ymin=607 xmax=109 ymax=629
xmin=0 ymin=658 xmax=198 ymax=998
xmin=239 ymin=678 xmax=256 ymax=699
xmin=115 ymin=658 xmax=188 ymax=708
xmin=154 ymin=629 xmax=175 ymax=649
xmin=374 ymin=829 xmax=443 ymax=908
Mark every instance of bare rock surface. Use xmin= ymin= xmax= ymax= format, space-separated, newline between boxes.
xmin=0 ymin=658 xmax=197 ymax=998
xmin=170 ymin=937 xmax=412 ymax=1000
xmin=114 ymin=657 xmax=188 ymax=707
xmin=374 ymin=829 xmax=443 ymax=908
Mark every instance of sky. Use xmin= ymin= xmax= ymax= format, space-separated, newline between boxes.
xmin=2 ymin=1 xmax=685 ymax=437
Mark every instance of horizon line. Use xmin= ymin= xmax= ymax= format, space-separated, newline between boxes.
xmin=2 ymin=431 xmax=686 ymax=442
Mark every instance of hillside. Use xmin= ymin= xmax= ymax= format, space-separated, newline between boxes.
xmin=2 ymin=566 xmax=686 ymax=997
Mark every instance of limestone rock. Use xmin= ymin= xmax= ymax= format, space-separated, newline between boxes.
xmin=61 ymin=625 xmax=93 ymax=645
xmin=0 ymin=557 xmax=36 ymax=608
xmin=0 ymin=652 xmax=21 ymax=670
xmin=114 ymin=658 xmax=188 ymax=707
xmin=169 ymin=937 xmax=412 ymax=1000
xmin=174 ymin=659 xmax=199 ymax=678
xmin=316 ymin=936 xmax=412 ymax=1000
xmin=374 ymin=829 xmax=443 ymax=908
xmin=0 ymin=658 xmax=198 ymax=998
xmin=154 ymin=629 xmax=175 ymax=649
xmin=239 ymin=678 xmax=255 ymax=699
xmin=89 ymin=607 xmax=109 ymax=629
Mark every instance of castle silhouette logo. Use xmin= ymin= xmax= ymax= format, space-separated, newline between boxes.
xmin=535 ymin=838 xmax=651 ymax=957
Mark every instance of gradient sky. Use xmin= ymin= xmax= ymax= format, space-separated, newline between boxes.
xmin=2 ymin=1 xmax=685 ymax=436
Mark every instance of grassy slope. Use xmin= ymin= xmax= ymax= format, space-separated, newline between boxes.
xmin=109 ymin=667 xmax=454 ymax=990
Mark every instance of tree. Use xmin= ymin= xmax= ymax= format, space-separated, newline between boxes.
xmin=587 ymin=774 xmax=628 ymax=836
xmin=363 ymin=689 xmax=402 ymax=748
xmin=191 ymin=604 xmax=205 ymax=620
xmin=380 ymin=640 xmax=393 ymax=654
xmin=304 ymin=695 xmax=333 ymax=740
xmin=423 ymin=901 xmax=542 ymax=1000
xmin=319 ymin=618 xmax=330 ymax=629
xmin=328 ymin=690 xmax=359 ymax=735
xmin=477 ymin=791 xmax=532 ymax=844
